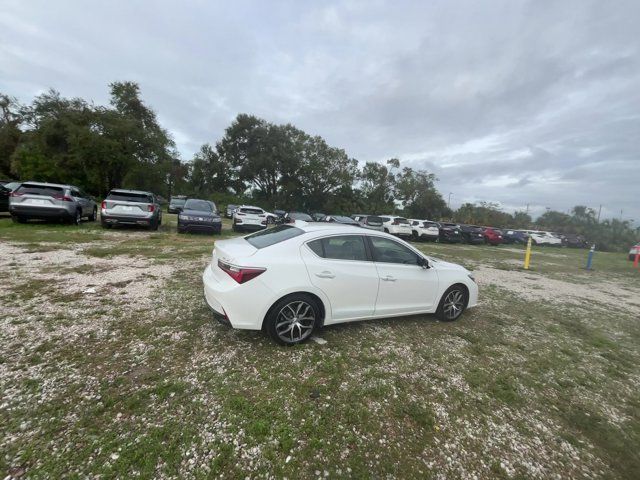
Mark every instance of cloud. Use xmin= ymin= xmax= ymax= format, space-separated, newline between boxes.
xmin=0 ymin=0 xmax=638 ymax=222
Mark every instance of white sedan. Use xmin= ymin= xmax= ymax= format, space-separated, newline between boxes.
xmin=203 ymin=223 xmax=478 ymax=345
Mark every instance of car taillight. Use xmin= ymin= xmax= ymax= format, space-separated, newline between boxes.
xmin=53 ymin=194 xmax=73 ymax=202
xmin=101 ymin=201 xmax=107 ymax=209
xmin=10 ymin=191 xmax=23 ymax=197
xmin=218 ymin=260 xmax=266 ymax=284
xmin=147 ymin=204 xmax=155 ymax=212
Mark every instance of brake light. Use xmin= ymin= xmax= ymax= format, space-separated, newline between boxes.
xmin=218 ymin=260 xmax=266 ymax=284
xmin=10 ymin=191 xmax=23 ymax=197
xmin=147 ymin=204 xmax=155 ymax=212
xmin=53 ymin=194 xmax=73 ymax=202
xmin=101 ymin=201 xmax=107 ymax=209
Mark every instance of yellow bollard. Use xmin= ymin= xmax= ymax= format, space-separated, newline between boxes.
xmin=524 ymin=236 xmax=532 ymax=270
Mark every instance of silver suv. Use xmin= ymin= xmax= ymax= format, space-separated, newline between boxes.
xmin=101 ymin=189 xmax=162 ymax=230
xmin=9 ymin=181 xmax=97 ymax=224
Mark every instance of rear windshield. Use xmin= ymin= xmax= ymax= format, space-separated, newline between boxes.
xmin=17 ymin=184 xmax=64 ymax=196
xmin=245 ymin=225 xmax=305 ymax=249
xmin=289 ymin=212 xmax=313 ymax=221
xmin=107 ymin=191 xmax=153 ymax=203
xmin=184 ymin=199 xmax=213 ymax=211
xmin=366 ymin=216 xmax=383 ymax=225
xmin=170 ymin=198 xmax=187 ymax=205
xmin=240 ymin=207 xmax=263 ymax=215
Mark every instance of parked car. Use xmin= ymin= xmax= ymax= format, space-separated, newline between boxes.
xmin=322 ymin=215 xmax=360 ymax=226
xmin=0 ymin=183 xmax=13 ymax=213
xmin=502 ymin=229 xmax=529 ymax=244
xmin=560 ymin=233 xmax=588 ymax=248
xmin=284 ymin=211 xmax=314 ymax=223
xmin=10 ymin=181 xmax=97 ymax=224
xmin=263 ymin=211 xmax=279 ymax=224
xmin=628 ymin=243 xmax=640 ymax=261
xmin=177 ymin=199 xmax=221 ymax=234
xmin=232 ymin=205 xmax=268 ymax=232
xmin=483 ymin=227 xmax=504 ymax=245
xmin=356 ymin=215 xmax=385 ymax=232
xmin=101 ymin=189 xmax=162 ymax=230
xmin=459 ymin=224 xmax=485 ymax=244
xmin=273 ymin=210 xmax=287 ymax=223
xmin=526 ymin=231 xmax=562 ymax=246
xmin=225 ymin=204 xmax=238 ymax=218
xmin=380 ymin=216 xmax=412 ymax=238
xmin=311 ymin=213 xmax=326 ymax=221
xmin=202 ymin=224 xmax=478 ymax=345
xmin=438 ymin=222 xmax=463 ymax=243
xmin=410 ymin=219 xmax=440 ymax=241
xmin=168 ymin=195 xmax=188 ymax=213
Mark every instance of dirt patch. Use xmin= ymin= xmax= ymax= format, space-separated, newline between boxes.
xmin=475 ymin=266 xmax=640 ymax=313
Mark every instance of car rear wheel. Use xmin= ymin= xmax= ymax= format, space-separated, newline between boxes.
xmin=436 ymin=285 xmax=468 ymax=322
xmin=150 ymin=218 xmax=159 ymax=231
xmin=72 ymin=209 xmax=82 ymax=225
xmin=266 ymin=294 xmax=319 ymax=346
xmin=88 ymin=207 xmax=97 ymax=221
xmin=12 ymin=216 xmax=26 ymax=224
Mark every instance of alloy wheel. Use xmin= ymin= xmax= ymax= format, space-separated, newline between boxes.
xmin=443 ymin=289 xmax=465 ymax=320
xmin=275 ymin=301 xmax=315 ymax=343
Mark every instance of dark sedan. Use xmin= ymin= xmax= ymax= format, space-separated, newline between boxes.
xmin=284 ymin=212 xmax=313 ymax=223
xmin=177 ymin=199 xmax=221 ymax=234
xmin=460 ymin=224 xmax=485 ymax=244
xmin=438 ymin=222 xmax=463 ymax=243
xmin=503 ymin=229 xmax=529 ymax=244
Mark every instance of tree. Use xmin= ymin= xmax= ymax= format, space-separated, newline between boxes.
xmin=394 ymin=166 xmax=449 ymax=219
xmin=0 ymin=94 xmax=22 ymax=178
xmin=358 ymin=160 xmax=396 ymax=214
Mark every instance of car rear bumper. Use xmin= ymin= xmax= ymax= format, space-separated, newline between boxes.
xmin=10 ymin=205 xmax=74 ymax=219
xmin=101 ymin=214 xmax=153 ymax=226
xmin=418 ymin=232 xmax=439 ymax=240
xmin=202 ymin=264 xmax=271 ymax=330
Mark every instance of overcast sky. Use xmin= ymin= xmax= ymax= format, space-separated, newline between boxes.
xmin=1 ymin=0 xmax=638 ymax=221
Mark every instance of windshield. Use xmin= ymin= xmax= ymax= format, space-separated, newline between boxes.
xmin=184 ymin=199 xmax=213 ymax=212
xmin=245 ymin=225 xmax=305 ymax=249
xmin=107 ymin=191 xmax=153 ymax=203
xmin=170 ymin=198 xmax=187 ymax=206
xmin=289 ymin=212 xmax=313 ymax=221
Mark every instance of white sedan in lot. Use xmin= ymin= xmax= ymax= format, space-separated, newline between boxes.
xmin=202 ymin=223 xmax=478 ymax=345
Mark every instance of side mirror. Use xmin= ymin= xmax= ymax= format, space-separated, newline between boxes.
xmin=418 ymin=256 xmax=430 ymax=269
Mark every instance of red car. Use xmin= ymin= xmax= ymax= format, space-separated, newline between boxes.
xmin=484 ymin=227 xmax=504 ymax=245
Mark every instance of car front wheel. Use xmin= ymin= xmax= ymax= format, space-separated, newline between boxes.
xmin=436 ymin=285 xmax=468 ymax=322
xmin=265 ymin=294 xmax=319 ymax=346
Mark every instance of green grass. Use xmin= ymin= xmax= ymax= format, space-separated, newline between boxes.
xmin=1 ymin=216 xmax=639 ymax=478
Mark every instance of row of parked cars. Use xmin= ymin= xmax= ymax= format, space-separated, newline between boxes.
xmin=0 ymin=181 xmax=597 ymax=249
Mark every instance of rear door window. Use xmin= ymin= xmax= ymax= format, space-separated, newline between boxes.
xmin=307 ymin=235 xmax=368 ymax=261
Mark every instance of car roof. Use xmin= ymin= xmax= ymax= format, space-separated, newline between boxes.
xmin=238 ymin=205 xmax=263 ymax=209
xmin=22 ymin=180 xmax=77 ymax=189
xmin=110 ymin=188 xmax=153 ymax=195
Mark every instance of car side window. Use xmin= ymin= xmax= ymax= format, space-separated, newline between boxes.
xmin=307 ymin=236 xmax=368 ymax=261
xmin=369 ymin=237 xmax=421 ymax=265
xmin=71 ymin=189 xmax=80 ymax=197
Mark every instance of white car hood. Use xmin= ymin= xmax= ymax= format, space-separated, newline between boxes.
xmin=430 ymin=257 xmax=469 ymax=273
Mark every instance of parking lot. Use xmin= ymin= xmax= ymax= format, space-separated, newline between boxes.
xmin=1 ymin=215 xmax=639 ymax=479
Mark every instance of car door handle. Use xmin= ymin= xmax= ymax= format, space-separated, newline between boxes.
xmin=315 ymin=271 xmax=335 ymax=279
xmin=381 ymin=275 xmax=396 ymax=282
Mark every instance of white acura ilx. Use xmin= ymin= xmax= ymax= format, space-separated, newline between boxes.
xmin=203 ymin=223 xmax=478 ymax=345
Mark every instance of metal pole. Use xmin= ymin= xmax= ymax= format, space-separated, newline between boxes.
xmin=524 ymin=237 xmax=532 ymax=270
xmin=597 ymin=205 xmax=602 ymax=222
xmin=585 ymin=244 xmax=595 ymax=271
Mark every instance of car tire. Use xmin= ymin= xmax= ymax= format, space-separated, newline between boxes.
xmin=265 ymin=294 xmax=320 ymax=346
xmin=88 ymin=207 xmax=97 ymax=221
xmin=72 ymin=209 xmax=82 ymax=225
xmin=435 ymin=285 xmax=468 ymax=322
xmin=384 ymin=228 xmax=389 ymax=233
xmin=150 ymin=218 xmax=159 ymax=231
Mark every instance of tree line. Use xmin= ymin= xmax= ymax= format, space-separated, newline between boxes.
xmin=0 ymin=83 xmax=637 ymax=251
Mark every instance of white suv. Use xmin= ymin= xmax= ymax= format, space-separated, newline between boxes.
xmin=525 ymin=231 xmax=562 ymax=246
xmin=409 ymin=219 xmax=440 ymax=241
xmin=379 ymin=215 xmax=412 ymax=238
xmin=232 ymin=205 xmax=268 ymax=232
